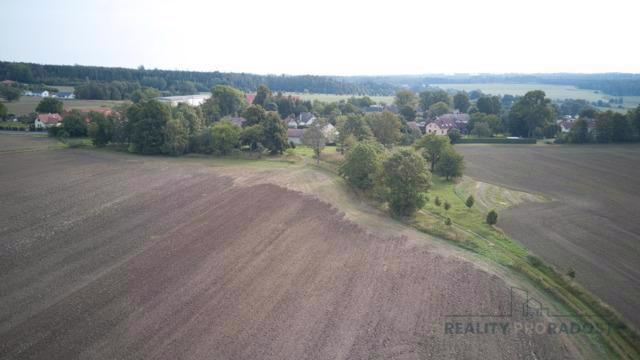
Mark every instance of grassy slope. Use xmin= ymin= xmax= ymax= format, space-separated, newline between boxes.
xmin=4 ymin=96 xmax=127 ymax=116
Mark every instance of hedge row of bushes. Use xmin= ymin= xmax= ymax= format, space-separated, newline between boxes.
xmin=456 ymin=137 xmax=537 ymax=144
xmin=0 ymin=121 xmax=28 ymax=130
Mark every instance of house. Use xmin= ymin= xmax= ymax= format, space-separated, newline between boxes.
xmin=559 ymin=120 xmax=573 ymax=133
xmin=287 ymin=128 xmax=305 ymax=144
xmin=363 ymin=104 xmax=384 ymax=113
xmin=55 ymin=92 xmax=75 ymax=99
xmin=24 ymin=90 xmax=50 ymax=97
xmin=245 ymin=93 xmax=256 ymax=105
xmin=1 ymin=80 xmax=16 ymax=86
xmin=284 ymin=115 xmax=298 ymax=128
xmin=34 ymin=113 xmax=62 ymax=129
xmin=297 ymin=112 xmax=316 ymax=127
xmin=229 ymin=117 xmax=246 ymax=127
xmin=425 ymin=117 xmax=456 ymax=136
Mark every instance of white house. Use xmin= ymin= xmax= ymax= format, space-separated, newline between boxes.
xmin=24 ymin=90 xmax=50 ymax=97
xmin=157 ymin=94 xmax=211 ymax=107
xmin=425 ymin=118 xmax=456 ymax=136
xmin=55 ymin=92 xmax=75 ymax=99
xmin=297 ymin=112 xmax=316 ymax=127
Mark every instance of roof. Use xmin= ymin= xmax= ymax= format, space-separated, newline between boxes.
xmin=406 ymin=121 xmax=421 ymax=131
xmin=437 ymin=113 xmax=470 ymax=124
xmin=299 ymin=112 xmax=315 ymax=123
xmin=246 ymin=93 xmax=256 ymax=105
xmin=37 ymin=113 xmax=62 ymax=124
xmin=56 ymin=92 xmax=74 ymax=97
xmin=287 ymin=128 xmax=305 ymax=138
xmin=433 ymin=118 xmax=456 ymax=129
xmin=229 ymin=117 xmax=246 ymax=127
xmin=1 ymin=80 xmax=15 ymax=85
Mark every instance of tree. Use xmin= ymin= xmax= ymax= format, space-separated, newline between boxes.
xmin=419 ymin=89 xmax=450 ymax=110
xmin=262 ymin=111 xmax=288 ymax=154
xmin=486 ymin=210 xmax=498 ymax=225
xmin=210 ymin=121 xmax=241 ymax=155
xmin=476 ymin=96 xmax=501 ymax=115
xmin=611 ymin=112 xmax=633 ymax=142
xmin=631 ymin=106 xmax=640 ymax=139
xmin=394 ymin=89 xmax=417 ymax=108
xmin=173 ymin=103 xmax=204 ymax=136
xmin=162 ymin=118 xmax=189 ymax=155
xmin=437 ymin=148 xmax=464 ymax=180
xmin=445 ymin=217 xmax=452 ymax=226
xmin=568 ymin=119 xmax=590 ymax=143
xmin=428 ymin=101 xmax=451 ymax=119
xmin=579 ymin=107 xmax=598 ymax=119
xmin=414 ymin=133 xmax=451 ymax=172
xmin=508 ymin=91 xmax=554 ymax=137
xmin=130 ymin=87 xmax=161 ymax=103
xmin=61 ymin=110 xmax=88 ymax=137
xmin=338 ymin=114 xmax=372 ymax=142
xmin=36 ymin=97 xmax=63 ymax=114
xmin=87 ymin=112 xmax=114 ymax=146
xmin=470 ymin=122 xmax=492 ymax=137
xmin=0 ymin=85 xmax=21 ymax=101
xmin=444 ymin=201 xmax=451 ymax=211
xmin=242 ymin=105 xmax=267 ymax=127
xmin=399 ymin=105 xmax=416 ymax=121
xmin=453 ymin=92 xmax=470 ymax=112
xmin=240 ymin=124 xmax=265 ymax=152
xmin=465 ymin=195 xmax=474 ymax=208
xmin=365 ymin=111 xmax=402 ymax=147
xmin=202 ymin=85 xmax=246 ymax=122
xmin=253 ymin=85 xmax=271 ymax=107
xmin=0 ymin=102 xmax=6 ymax=120
xmin=302 ymin=120 xmax=327 ymax=165
xmin=434 ymin=196 xmax=441 ymax=206
xmin=127 ymin=100 xmax=171 ymax=154
xmin=382 ymin=150 xmax=431 ymax=217
xmin=339 ymin=141 xmax=385 ymax=190
xmin=448 ymin=128 xmax=462 ymax=144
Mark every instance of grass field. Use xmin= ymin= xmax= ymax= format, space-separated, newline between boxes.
xmin=283 ymin=92 xmax=394 ymax=104
xmin=433 ymin=83 xmax=640 ymax=109
xmin=3 ymin=96 xmax=127 ymax=116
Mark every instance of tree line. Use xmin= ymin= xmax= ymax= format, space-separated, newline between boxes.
xmin=0 ymin=61 xmax=396 ymax=99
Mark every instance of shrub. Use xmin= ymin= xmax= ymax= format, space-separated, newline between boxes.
xmin=434 ymin=196 xmax=441 ymax=206
xmin=465 ymin=195 xmax=475 ymax=208
xmin=526 ymin=254 xmax=542 ymax=267
xmin=339 ymin=141 xmax=385 ymax=190
xmin=486 ymin=209 xmax=498 ymax=225
xmin=444 ymin=201 xmax=451 ymax=211
xmin=567 ymin=267 xmax=576 ymax=279
xmin=445 ymin=217 xmax=452 ymax=226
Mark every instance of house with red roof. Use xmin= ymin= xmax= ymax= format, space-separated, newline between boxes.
xmin=34 ymin=113 xmax=62 ymax=129
xmin=245 ymin=93 xmax=256 ymax=105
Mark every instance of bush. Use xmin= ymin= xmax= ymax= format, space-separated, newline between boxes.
xmin=434 ymin=196 xmax=441 ymax=206
xmin=61 ymin=110 xmax=88 ymax=137
xmin=465 ymin=195 xmax=474 ymax=208
xmin=210 ymin=121 xmax=240 ymax=155
xmin=444 ymin=201 xmax=451 ymax=211
xmin=486 ymin=209 xmax=498 ymax=225
xmin=566 ymin=267 xmax=576 ymax=279
xmin=445 ymin=217 xmax=452 ymax=226
xmin=526 ymin=254 xmax=542 ymax=267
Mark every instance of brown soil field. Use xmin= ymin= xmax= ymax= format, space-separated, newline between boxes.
xmin=0 ymin=135 xmax=594 ymax=359
xmin=457 ymin=144 xmax=640 ymax=331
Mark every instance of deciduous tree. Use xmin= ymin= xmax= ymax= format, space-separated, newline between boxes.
xmin=383 ymin=150 xmax=431 ymax=217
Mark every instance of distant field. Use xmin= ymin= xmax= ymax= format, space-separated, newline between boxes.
xmin=433 ymin=83 xmax=640 ymax=109
xmin=4 ymin=96 xmax=127 ymax=116
xmin=283 ymin=92 xmax=394 ymax=104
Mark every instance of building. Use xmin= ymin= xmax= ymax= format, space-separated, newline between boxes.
xmin=24 ymin=90 xmax=50 ymax=97
xmin=157 ymin=94 xmax=210 ymax=107
xmin=34 ymin=113 xmax=62 ymax=129
xmin=55 ymin=92 xmax=75 ymax=99
xmin=229 ymin=117 xmax=246 ymax=128
xmin=425 ymin=118 xmax=456 ymax=135
xmin=245 ymin=93 xmax=256 ymax=105
xmin=284 ymin=115 xmax=298 ymax=128
xmin=287 ymin=128 xmax=305 ymax=144
xmin=297 ymin=112 xmax=316 ymax=127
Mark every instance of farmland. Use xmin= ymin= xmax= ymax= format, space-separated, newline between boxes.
xmin=3 ymin=96 xmax=126 ymax=116
xmin=0 ymin=134 xmax=596 ymax=360
xmin=457 ymin=144 xmax=640 ymax=331
xmin=283 ymin=92 xmax=394 ymax=104
xmin=433 ymin=83 xmax=640 ymax=109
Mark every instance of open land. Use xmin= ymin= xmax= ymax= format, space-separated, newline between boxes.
xmin=457 ymin=144 xmax=640 ymax=331
xmin=0 ymin=134 xmax=592 ymax=360
xmin=3 ymin=96 xmax=126 ymax=116
xmin=433 ymin=83 xmax=640 ymax=110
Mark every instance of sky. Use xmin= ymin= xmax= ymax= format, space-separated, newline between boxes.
xmin=2 ymin=0 xmax=639 ymax=76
